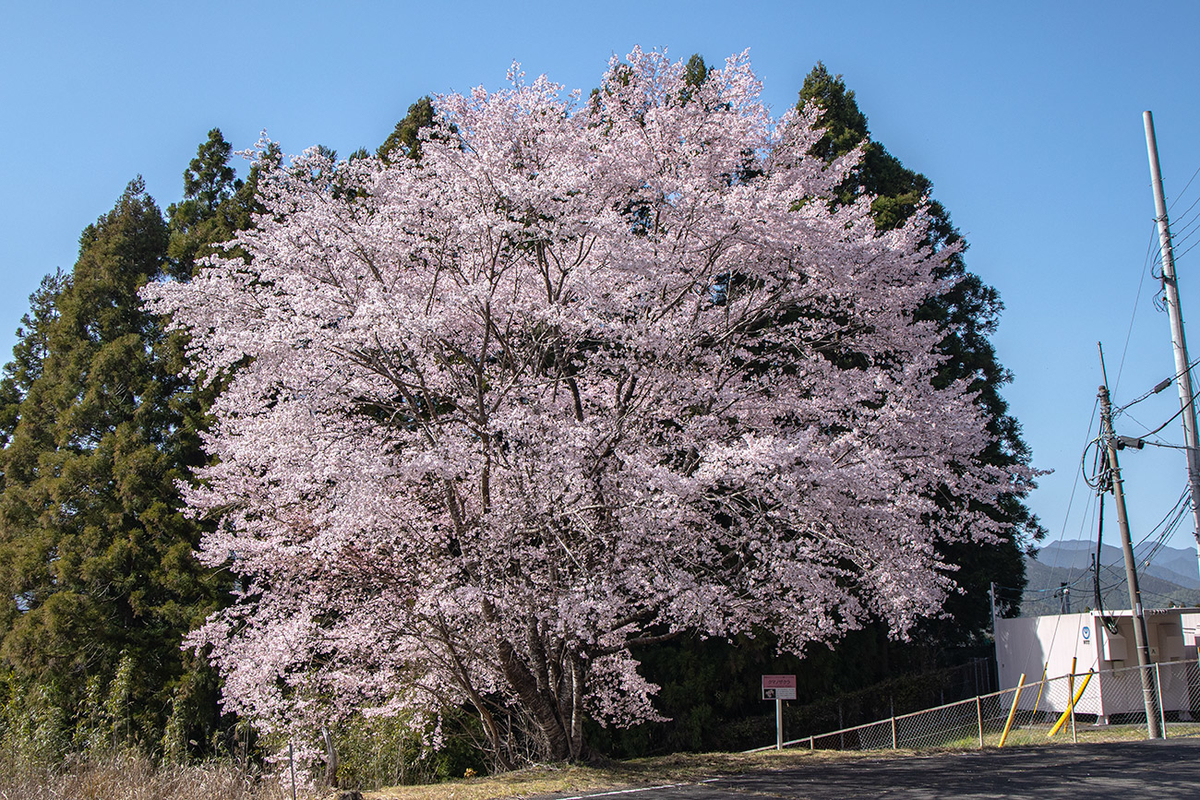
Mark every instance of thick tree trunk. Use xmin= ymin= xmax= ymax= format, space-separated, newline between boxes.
xmin=481 ymin=601 xmax=594 ymax=762
xmin=496 ymin=636 xmax=574 ymax=760
xmin=321 ymin=725 xmax=339 ymax=788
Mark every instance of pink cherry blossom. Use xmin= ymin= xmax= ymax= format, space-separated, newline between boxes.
xmin=143 ymin=48 xmax=1030 ymax=765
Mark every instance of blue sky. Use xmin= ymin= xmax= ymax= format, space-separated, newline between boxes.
xmin=4 ymin=1 xmax=1200 ymax=568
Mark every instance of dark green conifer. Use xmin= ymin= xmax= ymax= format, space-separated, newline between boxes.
xmin=0 ymin=128 xmax=261 ymax=760
xmin=798 ymin=64 xmax=1042 ymax=640
xmin=378 ymin=97 xmax=437 ymax=163
xmin=0 ymin=179 xmax=221 ymax=752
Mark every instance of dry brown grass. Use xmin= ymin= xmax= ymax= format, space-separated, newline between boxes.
xmin=0 ymin=751 xmax=297 ymax=800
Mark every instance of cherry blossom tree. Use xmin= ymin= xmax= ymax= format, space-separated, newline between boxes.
xmin=143 ymin=49 xmax=1029 ymax=765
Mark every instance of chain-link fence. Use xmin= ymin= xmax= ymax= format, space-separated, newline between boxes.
xmin=748 ymin=658 xmax=1200 ymax=753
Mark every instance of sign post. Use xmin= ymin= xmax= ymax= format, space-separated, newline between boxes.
xmin=762 ymin=674 xmax=797 ymax=750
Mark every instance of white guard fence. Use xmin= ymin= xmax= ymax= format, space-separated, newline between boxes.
xmin=749 ymin=658 xmax=1200 ymax=753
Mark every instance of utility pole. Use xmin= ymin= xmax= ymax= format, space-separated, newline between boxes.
xmin=1098 ymin=345 xmax=1162 ymax=738
xmin=989 ymin=582 xmax=997 ymax=632
xmin=1144 ymin=111 xmax=1200 ymax=566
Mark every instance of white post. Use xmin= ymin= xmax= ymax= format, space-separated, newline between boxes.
xmin=976 ymin=696 xmax=984 ymax=749
xmin=776 ymin=698 xmax=783 ymax=750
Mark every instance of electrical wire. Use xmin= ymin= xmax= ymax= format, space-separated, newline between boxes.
xmin=1081 ymin=436 xmax=1109 ymax=491
xmin=1155 ymin=164 xmax=1200 ymax=280
xmin=1085 ymin=422 xmax=1128 ymax=633
xmin=1141 ymin=440 xmax=1195 ymax=451
xmin=1167 ymin=191 xmax=1200 ymax=232
xmin=1113 ymin=355 xmax=1200 ymax=416
xmin=1093 ymin=492 xmax=1121 ymax=635
xmin=1070 ymin=160 xmax=1200 ymax=640
xmin=1137 ymin=489 xmax=1191 ymax=566
xmin=995 ymin=583 xmax=1067 ymax=595
xmin=1086 ymin=482 xmax=1192 ymax=634
xmin=1081 ymin=397 xmax=1193 ymax=629
xmin=1138 ymin=399 xmax=1191 ymax=441
xmin=1166 ymin=205 xmax=1200 ymax=250
xmin=1172 ymin=237 xmax=1200 ymax=264
xmin=1136 ymin=486 xmax=1190 ymax=546
xmin=1169 ymin=164 xmax=1200 ymax=211
xmin=1114 ymin=223 xmax=1162 ymax=391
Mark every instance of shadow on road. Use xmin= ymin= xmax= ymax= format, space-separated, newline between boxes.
xmin=551 ymin=739 xmax=1200 ymax=799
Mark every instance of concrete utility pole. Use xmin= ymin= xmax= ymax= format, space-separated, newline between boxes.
xmin=1144 ymin=111 xmax=1200 ymax=566
xmin=1098 ymin=350 xmax=1162 ymax=738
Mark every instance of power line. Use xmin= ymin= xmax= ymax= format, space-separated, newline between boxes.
xmin=1165 ymin=202 xmax=1200 ymax=249
xmin=1172 ymin=236 xmax=1200 ymax=264
xmin=1114 ymin=222 xmax=1162 ymax=391
xmin=1168 ymin=164 xmax=1200 ymax=211
xmin=1113 ymin=355 xmax=1200 ymax=416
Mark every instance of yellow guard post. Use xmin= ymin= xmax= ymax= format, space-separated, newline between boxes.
xmin=998 ymin=673 xmax=1026 ymax=747
xmin=1048 ymin=669 xmax=1094 ymax=737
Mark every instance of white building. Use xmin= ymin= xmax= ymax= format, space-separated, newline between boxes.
xmin=995 ymin=609 xmax=1200 ymax=723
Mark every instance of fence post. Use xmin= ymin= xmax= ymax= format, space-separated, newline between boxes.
xmin=890 ymin=695 xmax=897 ymax=749
xmin=808 ymin=735 xmax=814 ymax=750
xmin=976 ymin=696 xmax=984 ymax=749
xmin=1156 ymin=662 xmax=1167 ymax=738
xmin=838 ymin=701 xmax=844 ymax=750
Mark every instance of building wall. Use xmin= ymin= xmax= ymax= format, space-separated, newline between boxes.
xmin=996 ymin=613 xmax=1098 ymax=714
xmin=997 ymin=610 xmax=1197 ymax=719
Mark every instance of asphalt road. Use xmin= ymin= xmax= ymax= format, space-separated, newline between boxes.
xmin=549 ymin=739 xmax=1200 ymax=799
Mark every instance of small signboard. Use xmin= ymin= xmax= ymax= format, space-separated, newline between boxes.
xmin=762 ymin=674 xmax=797 ymax=701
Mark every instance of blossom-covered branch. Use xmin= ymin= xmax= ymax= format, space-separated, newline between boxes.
xmin=143 ymin=48 xmax=1030 ymax=765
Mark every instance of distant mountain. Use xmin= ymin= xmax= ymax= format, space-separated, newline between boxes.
xmin=1036 ymin=540 xmax=1199 ymax=588
xmin=1019 ymin=540 xmax=1200 ymax=617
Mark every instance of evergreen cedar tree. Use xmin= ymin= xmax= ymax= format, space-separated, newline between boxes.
xmin=0 ymin=132 xmax=261 ymax=760
xmin=797 ymin=64 xmax=1043 ymax=639
xmin=145 ymin=50 xmax=1034 ymax=765
xmin=378 ymin=96 xmax=436 ymax=163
